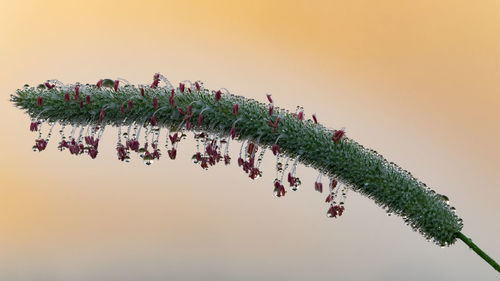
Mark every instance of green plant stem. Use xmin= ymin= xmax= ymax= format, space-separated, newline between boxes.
xmin=457 ymin=232 xmax=500 ymax=273
xmin=10 ymin=85 xmax=463 ymax=245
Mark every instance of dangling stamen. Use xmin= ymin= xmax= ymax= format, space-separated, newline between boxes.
xmin=238 ymin=138 xmax=246 ymax=167
xmin=222 ymin=138 xmax=231 ymax=165
xmin=142 ymin=125 xmax=153 ymax=165
xmin=116 ymin=125 xmax=128 ymax=162
xmin=256 ymin=147 xmax=266 ymax=169
xmin=152 ymin=97 xmax=158 ymax=109
xmin=339 ymin=183 xmax=349 ymax=208
xmin=279 ymin=156 xmax=290 ymax=183
xmin=332 ymin=129 xmax=345 ymax=143
xmin=127 ymin=124 xmax=140 ymax=152
xmin=58 ymin=123 xmax=68 ymax=151
xmin=326 ymin=178 xmax=344 ymax=218
xmin=266 ymin=94 xmax=273 ymax=104
xmin=46 ymin=122 xmax=55 ymax=142
xmin=74 ymin=85 xmax=80 ymax=100
xmin=288 ymin=156 xmax=301 ymax=191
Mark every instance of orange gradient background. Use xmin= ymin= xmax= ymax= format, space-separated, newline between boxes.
xmin=0 ymin=0 xmax=499 ymax=280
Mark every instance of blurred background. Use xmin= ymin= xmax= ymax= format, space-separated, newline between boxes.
xmin=0 ymin=0 xmax=499 ymax=280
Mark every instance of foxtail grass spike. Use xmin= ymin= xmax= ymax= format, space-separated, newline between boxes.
xmin=10 ymin=74 xmax=499 ymax=273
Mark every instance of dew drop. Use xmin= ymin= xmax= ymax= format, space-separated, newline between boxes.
xmin=291 ymin=178 xmax=301 ymax=191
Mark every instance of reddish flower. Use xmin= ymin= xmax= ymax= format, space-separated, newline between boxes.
xmin=224 ymin=154 xmax=231 ymax=165
xmin=177 ymin=108 xmax=185 ymax=115
xmin=126 ymin=139 xmax=140 ymax=152
xmin=272 ymin=144 xmax=280 ymax=156
xmin=186 ymin=120 xmax=191 ymax=130
xmin=120 ymin=105 xmax=125 ymax=115
xmin=168 ymin=148 xmax=177 ymax=159
xmin=30 ymin=121 xmax=38 ymax=132
xmin=331 ymin=179 xmax=338 ymax=188
xmin=35 ymin=139 xmax=47 ymax=151
xmin=36 ymin=96 xmax=43 ymax=106
xmin=86 ymin=95 xmax=91 ymax=104
xmin=287 ymin=173 xmax=296 ymax=187
xmin=150 ymin=73 xmax=160 ymax=89
xmin=152 ymin=149 xmax=160 ymax=160
xmin=179 ymin=83 xmax=185 ymax=93
xmin=232 ymin=104 xmax=239 ymax=115
xmin=150 ymin=115 xmax=157 ymax=126
xmin=152 ymin=97 xmax=158 ymax=109
xmin=80 ymin=100 xmax=84 ymax=108
xmin=327 ymin=205 xmax=344 ymax=218
xmin=96 ymin=79 xmax=103 ymax=88
xmin=268 ymin=105 xmax=273 ymax=116
xmin=314 ymin=182 xmax=323 ymax=193
xmin=230 ymin=125 xmax=236 ymax=139
xmin=88 ymin=148 xmax=98 ymax=159
xmin=274 ymin=182 xmax=286 ymax=197
xmin=338 ymin=205 xmax=345 ymax=216
xmin=247 ymin=142 xmax=255 ymax=155
xmin=249 ymin=167 xmax=261 ymax=179
xmin=188 ymin=88 xmax=192 ymax=94
xmin=187 ymin=104 xmax=192 ymax=116
xmin=278 ymin=185 xmax=286 ymax=197
xmin=215 ymin=90 xmax=221 ymax=101
xmin=116 ymin=143 xmax=127 ymax=161
xmin=113 ymin=80 xmax=119 ymax=92
xmin=85 ymin=136 xmax=97 ymax=147
xmin=197 ymin=114 xmax=203 ymax=126
xmin=141 ymin=88 xmax=145 ymax=97
xmin=98 ymin=109 xmax=104 ymax=124
xmin=266 ymin=94 xmax=273 ymax=103
xmin=58 ymin=140 xmax=69 ymax=151
xmin=45 ymin=82 xmax=55 ymax=90
xmin=312 ymin=113 xmax=318 ymax=124
xmin=64 ymin=92 xmax=70 ymax=102
xmin=128 ymin=100 xmax=133 ymax=109
xmin=208 ymin=156 xmax=216 ymax=166
xmin=198 ymin=156 xmax=207 ymax=166
xmin=195 ymin=81 xmax=201 ymax=91
xmin=327 ymin=206 xmax=338 ymax=218
xmin=332 ymin=129 xmax=344 ymax=143
xmin=169 ymin=90 xmax=175 ymax=107
xmin=237 ymin=157 xmax=244 ymax=166
xmin=268 ymin=117 xmax=280 ymax=134
xmin=75 ymin=85 xmax=80 ymax=100
xmin=169 ymin=133 xmax=178 ymax=144
xmin=297 ymin=111 xmax=304 ymax=121
xmin=325 ymin=194 xmax=332 ymax=203
xmin=194 ymin=152 xmax=202 ymax=162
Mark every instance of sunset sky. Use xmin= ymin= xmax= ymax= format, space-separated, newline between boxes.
xmin=0 ymin=0 xmax=499 ymax=280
